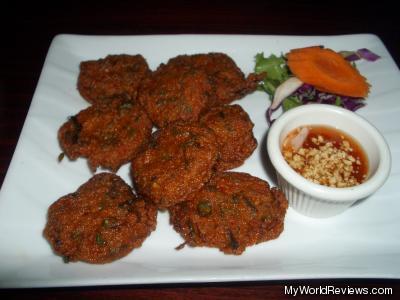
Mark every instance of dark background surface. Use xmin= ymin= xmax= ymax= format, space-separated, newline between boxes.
xmin=1 ymin=0 xmax=399 ymax=298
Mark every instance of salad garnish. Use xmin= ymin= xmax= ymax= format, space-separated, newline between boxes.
xmin=255 ymin=46 xmax=380 ymax=124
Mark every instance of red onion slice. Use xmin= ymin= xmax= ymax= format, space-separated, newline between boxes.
xmin=271 ymin=77 xmax=303 ymax=110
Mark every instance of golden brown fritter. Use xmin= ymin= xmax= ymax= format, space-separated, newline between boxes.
xmin=169 ymin=172 xmax=288 ymax=255
xmin=168 ymin=53 xmax=263 ymax=104
xmin=78 ymin=54 xmax=150 ymax=104
xmin=200 ymin=104 xmax=257 ymax=171
xmin=43 ymin=173 xmax=157 ymax=264
xmin=137 ymin=53 xmax=262 ymax=128
xmin=131 ymin=123 xmax=219 ymax=209
xmin=137 ymin=59 xmax=213 ymax=128
xmin=58 ymin=97 xmax=152 ymax=172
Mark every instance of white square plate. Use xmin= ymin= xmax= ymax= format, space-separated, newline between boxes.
xmin=0 ymin=34 xmax=399 ymax=288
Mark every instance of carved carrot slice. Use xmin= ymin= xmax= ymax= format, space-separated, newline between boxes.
xmin=287 ymin=46 xmax=369 ymax=97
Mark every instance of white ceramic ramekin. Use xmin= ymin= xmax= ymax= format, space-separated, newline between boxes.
xmin=267 ymin=104 xmax=391 ymax=218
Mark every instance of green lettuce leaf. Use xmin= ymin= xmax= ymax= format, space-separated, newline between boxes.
xmin=255 ymin=53 xmax=290 ymax=82
xmin=282 ymin=96 xmax=302 ymax=111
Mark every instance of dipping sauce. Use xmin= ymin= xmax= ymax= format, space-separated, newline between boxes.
xmin=282 ymin=125 xmax=368 ymax=188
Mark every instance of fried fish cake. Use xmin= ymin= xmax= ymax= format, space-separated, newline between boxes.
xmin=58 ymin=97 xmax=152 ymax=172
xmin=138 ymin=60 xmax=213 ymax=128
xmin=200 ymin=104 xmax=257 ymax=171
xmin=169 ymin=172 xmax=288 ymax=255
xmin=169 ymin=53 xmax=263 ymax=104
xmin=78 ymin=54 xmax=150 ymax=104
xmin=43 ymin=173 xmax=157 ymax=264
xmin=131 ymin=123 xmax=219 ymax=209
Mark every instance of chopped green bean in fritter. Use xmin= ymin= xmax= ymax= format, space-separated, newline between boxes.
xmin=244 ymin=197 xmax=258 ymax=214
xmin=197 ymin=200 xmax=212 ymax=217
xmin=95 ymin=233 xmax=106 ymax=246
xmin=102 ymin=217 xmax=120 ymax=229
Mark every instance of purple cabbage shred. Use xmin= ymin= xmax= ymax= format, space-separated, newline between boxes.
xmin=292 ymin=84 xmax=365 ymax=111
xmin=341 ymin=48 xmax=381 ymax=62
xmin=266 ymin=84 xmax=366 ymax=125
xmin=357 ymin=48 xmax=381 ymax=62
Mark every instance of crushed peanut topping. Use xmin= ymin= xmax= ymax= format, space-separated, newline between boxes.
xmin=282 ymin=125 xmax=368 ymax=188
